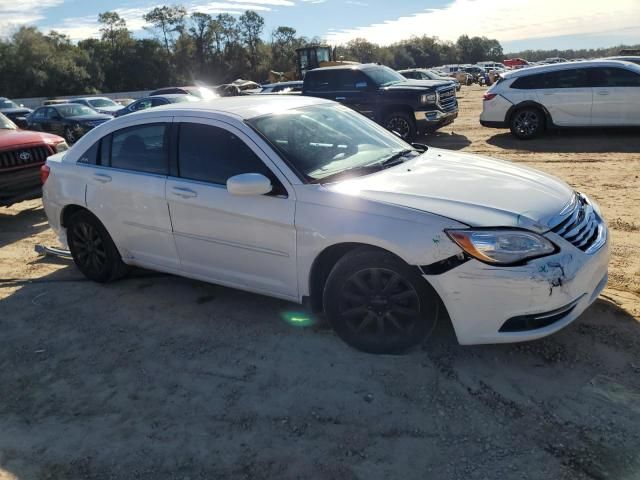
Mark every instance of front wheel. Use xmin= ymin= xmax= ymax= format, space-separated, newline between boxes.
xmin=510 ymin=107 xmax=545 ymax=139
xmin=384 ymin=112 xmax=416 ymax=142
xmin=323 ymin=248 xmax=439 ymax=354
xmin=67 ymin=210 xmax=129 ymax=282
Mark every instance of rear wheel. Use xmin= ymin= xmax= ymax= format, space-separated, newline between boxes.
xmin=67 ymin=210 xmax=129 ymax=282
xmin=510 ymin=107 xmax=545 ymax=139
xmin=384 ymin=112 xmax=416 ymax=142
xmin=323 ymin=248 xmax=439 ymax=354
xmin=64 ymin=126 xmax=76 ymax=144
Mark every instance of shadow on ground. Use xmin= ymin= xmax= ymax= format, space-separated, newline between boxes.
xmin=0 ymin=204 xmax=49 ymax=250
xmin=0 ymin=260 xmax=638 ymax=479
xmin=487 ymin=128 xmax=640 ymax=154
xmin=420 ymin=131 xmax=471 ymax=151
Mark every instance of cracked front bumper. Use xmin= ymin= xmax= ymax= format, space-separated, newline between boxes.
xmin=425 ymin=233 xmax=610 ymax=345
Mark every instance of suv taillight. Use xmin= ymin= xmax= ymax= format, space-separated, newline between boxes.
xmin=40 ymin=164 xmax=50 ymax=184
xmin=483 ymin=93 xmax=497 ymax=101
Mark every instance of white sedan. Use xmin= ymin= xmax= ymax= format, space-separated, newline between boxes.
xmin=41 ymin=96 xmax=609 ymax=353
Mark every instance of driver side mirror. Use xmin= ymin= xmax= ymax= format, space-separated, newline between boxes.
xmin=227 ymin=173 xmax=272 ymax=196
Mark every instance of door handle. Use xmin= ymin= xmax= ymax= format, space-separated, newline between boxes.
xmin=93 ymin=173 xmax=112 ymax=183
xmin=597 ymin=90 xmax=610 ymax=96
xmin=335 ymin=96 xmax=346 ymax=101
xmin=171 ymin=186 xmax=198 ymax=199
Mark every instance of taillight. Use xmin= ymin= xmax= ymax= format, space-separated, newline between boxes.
xmin=40 ymin=164 xmax=50 ymax=184
xmin=483 ymin=92 xmax=498 ymax=101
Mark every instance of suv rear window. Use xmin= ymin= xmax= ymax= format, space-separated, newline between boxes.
xmin=511 ymin=68 xmax=589 ymax=89
xmin=305 ymin=71 xmax=334 ymax=91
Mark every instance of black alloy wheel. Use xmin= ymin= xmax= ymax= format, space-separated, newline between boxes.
xmin=384 ymin=112 xmax=416 ymax=141
xmin=339 ymin=268 xmax=421 ymax=340
xmin=323 ymin=248 xmax=438 ymax=354
xmin=510 ymin=108 xmax=544 ymax=139
xmin=67 ymin=210 xmax=128 ymax=282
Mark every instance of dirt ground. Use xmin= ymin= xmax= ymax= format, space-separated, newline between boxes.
xmin=1 ymin=85 xmax=639 ymax=480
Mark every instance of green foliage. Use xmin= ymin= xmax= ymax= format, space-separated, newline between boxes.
xmin=2 ymin=5 xmax=637 ymax=99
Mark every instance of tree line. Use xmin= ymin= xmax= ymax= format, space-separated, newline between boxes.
xmin=2 ymin=5 xmax=633 ymax=99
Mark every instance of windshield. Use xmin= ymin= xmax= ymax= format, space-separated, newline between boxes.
xmin=0 ymin=113 xmax=17 ymax=129
xmin=365 ymin=66 xmax=407 ymax=86
xmin=88 ymin=98 xmax=118 ymax=108
xmin=57 ymin=104 xmax=98 ymax=117
xmin=248 ymin=104 xmax=417 ymax=182
xmin=168 ymin=95 xmax=199 ymax=103
xmin=0 ymin=99 xmax=19 ymax=109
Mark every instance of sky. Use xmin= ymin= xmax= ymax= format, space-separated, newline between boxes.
xmin=1 ymin=0 xmax=639 ymax=52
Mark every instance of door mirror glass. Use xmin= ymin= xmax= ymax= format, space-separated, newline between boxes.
xmin=227 ymin=173 xmax=272 ymax=196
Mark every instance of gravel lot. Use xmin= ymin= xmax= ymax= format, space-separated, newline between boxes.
xmin=1 ymin=85 xmax=639 ymax=480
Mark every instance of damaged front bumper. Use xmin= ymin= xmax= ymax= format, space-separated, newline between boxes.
xmin=424 ymin=231 xmax=610 ymax=345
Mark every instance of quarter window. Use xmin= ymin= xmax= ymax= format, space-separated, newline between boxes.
xmin=177 ymin=123 xmax=275 ymax=186
xmin=109 ymin=124 xmax=168 ymax=174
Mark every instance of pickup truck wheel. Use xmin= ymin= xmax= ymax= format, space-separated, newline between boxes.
xmin=510 ymin=107 xmax=545 ymax=139
xmin=323 ymin=247 xmax=438 ymax=354
xmin=384 ymin=112 xmax=416 ymax=142
xmin=67 ymin=210 xmax=129 ymax=283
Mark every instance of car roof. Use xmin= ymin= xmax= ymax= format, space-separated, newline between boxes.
xmin=133 ymin=95 xmax=333 ymax=120
xmin=502 ymin=59 xmax=640 ymax=78
xmin=73 ymin=96 xmax=111 ymax=101
xmin=310 ymin=63 xmax=383 ymax=72
xmin=138 ymin=93 xmax=193 ymax=100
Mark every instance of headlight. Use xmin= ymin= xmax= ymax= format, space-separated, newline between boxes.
xmin=580 ymin=192 xmax=602 ymax=218
xmin=55 ymin=141 xmax=69 ymax=153
xmin=446 ymin=229 xmax=556 ymax=265
xmin=420 ymin=93 xmax=437 ymax=104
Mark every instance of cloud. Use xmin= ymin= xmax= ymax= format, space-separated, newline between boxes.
xmin=0 ymin=0 xmax=64 ymax=36
xmin=324 ymin=0 xmax=640 ymax=46
xmin=41 ymin=0 xmax=297 ymax=41
xmin=346 ymin=1 xmax=369 ymax=6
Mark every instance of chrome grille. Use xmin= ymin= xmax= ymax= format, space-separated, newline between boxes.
xmin=0 ymin=145 xmax=51 ymax=170
xmin=550 ymin=194 xmax=603 ymax=252
xmin=437 ymin=86 xmax=457 ymax=112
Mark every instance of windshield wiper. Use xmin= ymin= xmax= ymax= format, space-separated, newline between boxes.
xmin=378 ymin=149 xmax=419 ymax=167
xmin=311 ymin=164 xmax=384 ymax=184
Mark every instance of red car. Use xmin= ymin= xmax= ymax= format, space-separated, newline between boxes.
xmin=0 ymin=113 xmax=68 ymax=207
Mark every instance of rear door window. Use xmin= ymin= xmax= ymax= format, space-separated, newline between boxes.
xmin=511 ymin=69 xmax=588 ymax=89
xmin=109 ymin=123 xmax=169 ymax=175
xmin=589 ymin=67 xmax=640 ymax=87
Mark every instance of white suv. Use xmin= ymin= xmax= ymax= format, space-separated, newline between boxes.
xmin=42 ymin=96 xmax=609 ymax=353
xmin=480 ymin=60 xmax=640 ymax=139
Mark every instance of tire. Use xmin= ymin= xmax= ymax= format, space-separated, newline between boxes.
xmin=67 ymin=210 xmax=129 ymax=283
xmin=509 ymin=107 xmax=545 ymax=139
xmin=64 ymin=126 xmax=77 ymax=144
xmin=323 ymin=247 xmax=439 ymax=354
xmin=384 ymin=112 xmax=416 ymax=142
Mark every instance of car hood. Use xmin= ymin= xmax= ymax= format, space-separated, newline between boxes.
xmin=0 ymin=107 xmax=32 ymax=115
xmin=383 ymin=79 xmax=454 ymax=92
xmin=67 ymin=114 xmax=112 ymax=122
xmin=0 ymin=128 xmax=63 ymax=149
xmin=327 ymin=148 xmax=574 ymax=232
